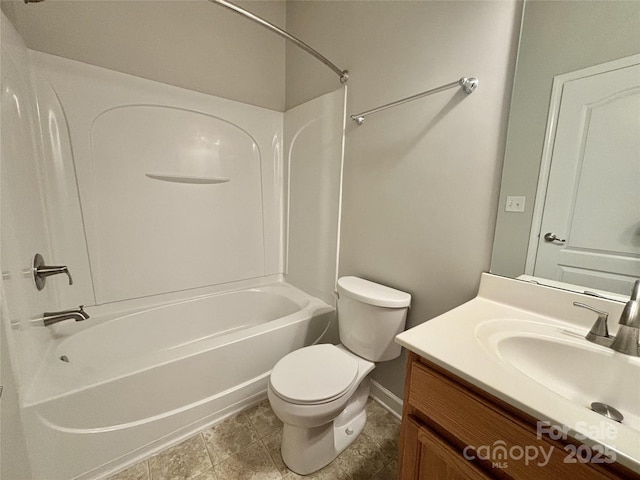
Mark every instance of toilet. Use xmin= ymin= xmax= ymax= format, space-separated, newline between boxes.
xmin=267 ymin=276 xmax=411 ymax=475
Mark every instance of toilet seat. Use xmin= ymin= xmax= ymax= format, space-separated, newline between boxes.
xmin=270 ymin=344 xmax=359 ymax=405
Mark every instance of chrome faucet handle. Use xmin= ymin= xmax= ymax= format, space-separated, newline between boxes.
xmin=573 ymin=302 xmax=610 ymax=341
xmin=33 ymin=253 xmax=73 ymax=290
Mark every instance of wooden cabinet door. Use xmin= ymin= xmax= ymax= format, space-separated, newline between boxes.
xmin=400 ymin=416 xmax=492 ymax=480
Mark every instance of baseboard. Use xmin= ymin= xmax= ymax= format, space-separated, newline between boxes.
xmin=370 ymin=380 xmax=403 ymax=420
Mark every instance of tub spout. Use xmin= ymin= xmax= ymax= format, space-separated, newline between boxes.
xmin=42 ymin=306 xmax=90 ymax=326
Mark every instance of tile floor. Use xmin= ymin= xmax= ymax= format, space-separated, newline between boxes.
xmin=108 ymin=398 xmax=400 ymax=480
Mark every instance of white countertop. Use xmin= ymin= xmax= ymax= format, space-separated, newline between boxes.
xmin=395 ymin=273 xmax=640 ymax=473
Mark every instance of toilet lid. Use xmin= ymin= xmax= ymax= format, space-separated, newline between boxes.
xmin=270 ymin=344 xmax=359 ymax=405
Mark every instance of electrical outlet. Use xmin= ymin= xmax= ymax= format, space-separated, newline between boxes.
xmin=505 ymin=196 xmax=525 ymax=212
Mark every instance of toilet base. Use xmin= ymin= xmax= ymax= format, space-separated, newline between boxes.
xmin=281 ymin=379 xmax=370 ymax=475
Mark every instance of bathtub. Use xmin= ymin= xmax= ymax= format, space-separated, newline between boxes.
xmin=21 ymin=280 xmax=334 ymax=480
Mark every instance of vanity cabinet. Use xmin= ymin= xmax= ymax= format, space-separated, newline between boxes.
xmin=399 ymin=352 xmax=639 ymax=480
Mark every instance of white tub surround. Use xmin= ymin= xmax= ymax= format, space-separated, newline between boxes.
xmin=23 ymin=281 xmax=333 ymax=480
xmin=284 ymin=88 xmax=347 ymax=305
xmin=396 ymin=273 xmax=639 ymax=473
xmin=2 ymin=15 xmax=349 ymax=480
xmin=30 ymin=51 xmax=285 ymax=306
xmin=1 ymin=11 xmax=63 ymax=396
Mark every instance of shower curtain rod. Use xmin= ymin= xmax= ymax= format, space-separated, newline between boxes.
xmin=22 ymin=0 xmax=349 ymax=84
xmin=208 ymin=0 xmax=349 ymax=84
xmin=351 ymin=77 xmax=478 ymax=125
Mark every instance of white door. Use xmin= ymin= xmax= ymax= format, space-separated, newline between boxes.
xmin=532 ymin=57 xmax=640 ymax=295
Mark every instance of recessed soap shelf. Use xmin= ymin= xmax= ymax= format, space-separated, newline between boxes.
xmin=145 ymin=173 xmax=230 ymax=184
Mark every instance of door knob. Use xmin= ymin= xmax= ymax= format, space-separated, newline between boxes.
xmin=543 ymin=232 xmax=566 ymax=244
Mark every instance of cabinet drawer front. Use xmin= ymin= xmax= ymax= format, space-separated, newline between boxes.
xmin=408 ymin=361 xmax=614 ymax=479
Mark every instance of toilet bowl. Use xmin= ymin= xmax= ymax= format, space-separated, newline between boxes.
xmin=268 ymin=277 xmax=411 ymax=475
xmin=268 ymin=344 xmax=375 ymax=474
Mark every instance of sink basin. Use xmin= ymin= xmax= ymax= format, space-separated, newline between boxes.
xmin=476 ymin=319 xmax=640 ymax=432
xmin=396 ymin=274 xmax=640 ymax=472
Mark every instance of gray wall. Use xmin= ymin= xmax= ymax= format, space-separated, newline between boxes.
xmin=286 ymin=1 xmax=522 ymax=397
xmin=1 ymin=0 xmax=286 ymax=111
xmin=491 ymin=1 xmax=640 ymax=277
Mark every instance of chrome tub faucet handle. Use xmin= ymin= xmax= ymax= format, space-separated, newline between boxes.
xmin=33 ymin=253 xmax=73 ymax=290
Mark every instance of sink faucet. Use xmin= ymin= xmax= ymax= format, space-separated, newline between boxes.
xmin=574 ymin=280 xmax=640 ymax=357
xmin=610 ymin=280 xmax=640 ymax=356
xmin=42 ymin=305 xmax=90 ymax=326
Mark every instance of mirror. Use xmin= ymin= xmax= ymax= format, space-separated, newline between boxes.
xmin=491 ymin=0 xmax=640 ymax=299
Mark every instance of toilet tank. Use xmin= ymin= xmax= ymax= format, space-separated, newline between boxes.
xmin=337 ymin=276 xmax=411 ymax=362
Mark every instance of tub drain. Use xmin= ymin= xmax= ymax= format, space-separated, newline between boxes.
xmin=59 ymin=355 xmax=70 ymax=363
xmin=591 ymin=402 xmax=623 ymax=423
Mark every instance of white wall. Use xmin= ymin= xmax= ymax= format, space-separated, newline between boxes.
xmin=32 ymin=52 xmax=284 ymax=305
xmin=286 ymin=0 xmax=522 ymax=397
xmin=0 ymin=11 xmax=51 ymax=477
xmin=1 ymin=0 xmax=286 ymax=111
xmin=1 ymin=319 xmax=32 ymax=480
xmin=284 ymin=87 xmax=346 ymax=304
xmin=1 ymin=11 xmax=61 ymax=392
